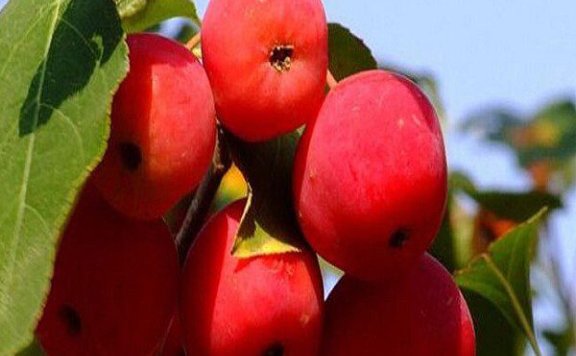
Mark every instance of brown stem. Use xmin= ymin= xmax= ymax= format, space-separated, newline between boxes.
xmin=175 ymin=126 xmax=231 ymax=264
xmin=326 ymin=70 xmax=338 ymax=89
xmin=185 ymin=32 xmax=201 ymax=51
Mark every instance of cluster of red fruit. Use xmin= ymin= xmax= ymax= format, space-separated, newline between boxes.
xmin=34 ymin=0 xmax=476 ymax=354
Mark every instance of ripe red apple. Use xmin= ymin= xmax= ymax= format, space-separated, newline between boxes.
xmin=181 ymin=200 xmax=324 ymax=355
xmin=159 ymin=313 xmax=185 ymax=356
xmin=93 ymin=33 xmax=216 ymax=220
xmin=201 ymin=0 xmax=328 ymax=141
xmin=293 ymin=70 xmax=447 ymax=281
xmin=322 ymin=254 xmax=475 ymax=356
xmin=36 ymin=185 xmax=179 ymax=355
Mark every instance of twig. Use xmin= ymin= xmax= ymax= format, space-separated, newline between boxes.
xmin=185 ymin=32 xmax=201 ymax=51
xmin=175 ymin=126 xmax=231 ymax=264
xmin=326 ymin=69 xmax=338 ymax=89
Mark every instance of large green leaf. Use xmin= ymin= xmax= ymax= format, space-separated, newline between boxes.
xmin=463 ymin=291 xmax=524 ymax=356
xmin=119 ymin=0 xmax=200 ymax=33
xmin=328 ymin=23 xmax=377 ymax=81
xmin=15 ymin=339 xmax=44 ymax=356
xmin=226 ymin=132 xmax=307 ymax=258
xmin=0 ymin=0 xmax=128 ymax=353
xmin=455 ymin=210 xmax=545 ymax=356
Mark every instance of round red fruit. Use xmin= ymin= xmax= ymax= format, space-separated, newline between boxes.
xmin=293 ymin=70 xmax=447 ymax=281
xmin=181 ymin=200 xmax=324 ymax=355
xmin=322 ymin=254 xmax=475 ymax=356
xmin=201 ymin=0 xmax=328 ymax=141
xmin=36 ymin=185 xmax=179 ymax=355
xmin=93 ymin=33 xmax=216 ymax=220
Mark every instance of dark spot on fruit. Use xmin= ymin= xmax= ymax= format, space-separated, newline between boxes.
xmin=58 ymin=304 xmax=82 ymax=336
xmin=269 ymin=45 xmax=294 ymax=72
xmin=263 ymin=342 xmax=285 ymax=356
xmin=119 ymin=142 xmax=142 ymax=171
xmin=389 ymin=229 xmax=409 ymax=248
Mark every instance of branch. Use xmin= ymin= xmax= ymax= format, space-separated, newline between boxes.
xmin=176 ymin=126 xmax=231 ymax=264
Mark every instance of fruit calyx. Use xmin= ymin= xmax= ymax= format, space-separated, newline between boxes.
xmin=269 ymin=44 xmax=294 ymax=72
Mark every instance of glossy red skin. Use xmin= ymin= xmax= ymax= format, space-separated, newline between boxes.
xmin=36 ymin=185 xmax=179 ymax=355
xmin=322 ymin=254 xmax=476 ymax=356
xmin=93 ymin=33 xmax=216 ymax=220
xmin=181 ymin=200 xmax=324 ymax=355
xmin=201 ymin=0 xmax=328 ymax=141
xmin=293 ymin=70 xmax=447 ymax=281
xmin=159 ymin=314 xmax=185 ymax=356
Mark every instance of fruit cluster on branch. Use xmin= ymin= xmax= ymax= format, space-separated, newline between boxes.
xmin=35 ymin=0 xmax=476 ymax=354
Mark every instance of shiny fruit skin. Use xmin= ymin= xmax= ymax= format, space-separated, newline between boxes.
xmin=322 ymin=254 xmax=475 ymax=356
xmin=201 ymin=0 xmax=328 ymax=141
xmin=36 ymin=185 xmax=179 ymax=355
xmin=159 ymin=314 xmax=185 ymax=356
xmin=93 ymin=33 xmax=216 ymax=220
xmin=293 ymin=70 xmax=447 ymax=281
xmin=181 ymin=200 xmax=324 ymax=355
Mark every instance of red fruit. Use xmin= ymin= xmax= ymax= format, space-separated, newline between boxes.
xmin=93 ymin=33 xmax=216 ymax=220
xmin=159 ymin=315 xmax=185 ymax=356
xmin=293 ymin=70 xmax=447 ymax=281
xmin=322 ymin=254 xmax=476 ymax=356
xmin=36 ymin=185 xmax=179 ymax=355
xmin=201 ymin=0 xmax=328 ymax=141
xmin=181 ymin=200 xmax=324 ymax=355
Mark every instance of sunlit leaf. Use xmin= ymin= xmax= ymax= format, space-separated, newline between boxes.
xmin=120 ymin=0 xmax=200 ymax=33
xmin=226 ymin=132 xmax=307 ymax=258
xmin=0 ymin=0 xmax=127 ymax=352
xmin=455 ymin=210 xmax=545 ymax=355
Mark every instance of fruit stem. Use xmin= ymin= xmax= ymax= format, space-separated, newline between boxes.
xmin=185 ymin=32 xmax=202 ymax=51
xmin=326 ymin=70 xmax=338 ymax=89
xmin=175 ymin=125 xmax=232 ymax=264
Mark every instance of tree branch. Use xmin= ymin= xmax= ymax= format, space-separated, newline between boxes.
xmin=176 ymin=126 xmax=231 ymax=264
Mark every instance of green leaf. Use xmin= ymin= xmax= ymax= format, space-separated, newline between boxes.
xmin=429 ymin=192 xmax=457 ymax=272
xmin=0 ymin=0 xmax=128 ymax=353
xmin=455 ymin=210 xmax=545 ymax=356
xmin=451 ymin=171 xmax=562 ymax=222
xmin=469 ymin=190 xmax=561 ymax=222
xmin=120 ymin=0 xmax=200 ymax=33
xmin=463 ymin=291 xmax=524 ymax=356
xmin=226 ymin=132 xmax=307 ymax=258
xmin=543 ymin=326 xmax=575 ymax=356
xmin=172 ymin=22 xmax=198 ymax=44
xmin=460 ymin=100 xmax=576 ymax=175
xmin=115 ymin=0 xmax=146 ymax=18
xmin=460 ymin=107 xmax=523 ymax=143
xmin=328 ymin=23 xmax=377 ymax=81
xmin=15 ymin=339 xmax=44 ymax=356
xmin=519 ymin=100 xmax=576 ymax=166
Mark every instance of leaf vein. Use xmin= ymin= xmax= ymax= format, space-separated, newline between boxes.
xmin=482 ymin=254 xmax=542 ymax=356
xmin=2 ymin=0 xmax=65 ymax=314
